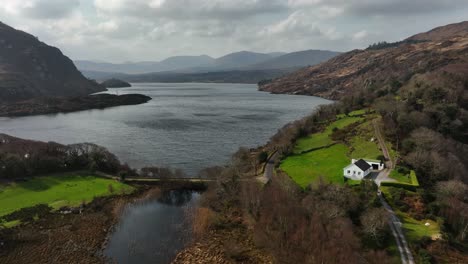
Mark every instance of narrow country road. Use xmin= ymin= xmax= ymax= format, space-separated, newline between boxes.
xmin=373 ymin=119 xmax=415 ymax=264
xmin=263 ymin=151 xmax=279 ymax=182
xmin=372 ymin=119 xmax=394 ymax=169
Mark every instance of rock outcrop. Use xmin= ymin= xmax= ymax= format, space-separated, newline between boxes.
xmin=0 ymin=22 xmax=105 ymax=102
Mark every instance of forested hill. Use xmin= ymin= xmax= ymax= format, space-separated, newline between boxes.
xmin=0 ymin=22 xmax=104 ymax=102
xmin=259 ymin=21 xmax=468 ymax=100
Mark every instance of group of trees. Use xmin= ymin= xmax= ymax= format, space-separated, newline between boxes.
xmin=194 ymin=56 xmax=468 ymax=261
xmin=0 ymin=134 xmax=122 ymax=179
xmin=194 ymin=138 xmax=394 ymax=263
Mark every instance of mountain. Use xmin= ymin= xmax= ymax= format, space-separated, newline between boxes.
xmin=250 ymin=50 xmax=341 ymax=69
xmin=118 ymin=68 xmax=295 ymax=84
xmin=75 ymin=55 xmax=214 ymax=75
xmin=211 ymin=51 xmax=278 ymax=69
xmin=0 ymin=22 xmax=104 ymax=102
xmin=77 ymin=49 xmax=338 ymax=81
xmin=259 ymin=21 xmax=468 ymax=99
xmin=407 ymin=21 xmax=468 ymax=41
xmin=76 ymin=51 xmax=288 ymax=76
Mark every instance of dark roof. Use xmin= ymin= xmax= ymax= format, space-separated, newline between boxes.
xmin=354 ymin=159 xmax=371 ymax=171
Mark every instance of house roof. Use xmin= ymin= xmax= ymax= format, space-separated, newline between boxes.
xmin=354 ymin=159 xmax=371 ymax=171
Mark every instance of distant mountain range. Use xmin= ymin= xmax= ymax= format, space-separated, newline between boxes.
xmin=75 ymin=55 xmax=215 ymax=75
xmin=75 ymin=49 xmax=340 ymax=83
xmin=0 ymin=22 xmax=104 ymax=102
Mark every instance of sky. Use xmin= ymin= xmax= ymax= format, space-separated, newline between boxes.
xmin=1 ymin=0 xmax=467 ymax=63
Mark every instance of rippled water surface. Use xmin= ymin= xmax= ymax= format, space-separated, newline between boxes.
xmin=1 ymin=83 xmax=330 ymax=175
xmin=0 ymin=83 xmax=331 ymax=263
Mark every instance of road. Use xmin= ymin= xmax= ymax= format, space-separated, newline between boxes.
xmin=262 ymin=151 xmax=279 ymax=182
xmin=373 ymin=119 xmax=414 ymax=264
xmin=373 ymin=119 xmax=394 ymax=169
xmin=378 ymin=191 xmax=415 ymax=264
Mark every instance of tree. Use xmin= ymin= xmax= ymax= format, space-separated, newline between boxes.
xmin=360 ymin=208 xmax=390 ymax=246
xmin=118 ymin=171 xmax=127 ymax=182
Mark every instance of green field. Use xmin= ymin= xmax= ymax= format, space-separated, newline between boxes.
xmin=281 ymin=144 xmax=349 ymax=188
xmin=349 ymin=121 xmax=381 ymax=160
xmin=294 ymin=116 xmax=363 ymax=153
xmin=389 ymin=169 xmax=412 ymax=184
xmin=399 ymin=212 xmax=441 ymax=242
xmin=0 ymin=172 xmax=134 ymax=218
xmin=381 ymin=187 xmax=440 ymax=242
xmin=336 ymin=109 xmax=368 ymax=118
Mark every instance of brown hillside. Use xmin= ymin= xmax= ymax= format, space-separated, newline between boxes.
xmin=259 ymin=21 xmax=468 ymax=100
xmin=407 ymin=21 xmax=468 ymax=41
xmin=0 ymin=22 xmax=104 ymax=102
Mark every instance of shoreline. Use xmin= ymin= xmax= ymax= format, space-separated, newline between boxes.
xmin=0 ymin=185 xmax=159 ymax=263
xmin=0 ymin=93 xmax=151 ymax=117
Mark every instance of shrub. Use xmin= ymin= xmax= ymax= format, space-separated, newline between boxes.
xmin=1 ymin=204 xmax=52 ymax=222
xmin=257 ymin=151 xmax=268 ymax=163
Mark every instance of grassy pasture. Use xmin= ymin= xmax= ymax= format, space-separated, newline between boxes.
xmin=281 ymin=144 xmax=349 ymax=188
xmin=294 ymin=116 xmax=363 ymax=153
xmin=348 ymin=121 xmax=382 ymax=160
xmin=0 ymin=172 xmax=134 ymax=218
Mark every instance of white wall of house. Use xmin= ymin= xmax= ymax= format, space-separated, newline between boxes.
xmin=343 ymin=164 xmax=371 ymax=180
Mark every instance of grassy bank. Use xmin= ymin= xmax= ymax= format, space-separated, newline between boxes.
xmin=281 ymin=144 xmax=349 ymax=187
xmin=293 ymin=116 xmax=363 ymax=153
xmin=0 ymin=172 xmax=134 ymax=218
xmin=283 ymin=111 xmax=382 ymax=188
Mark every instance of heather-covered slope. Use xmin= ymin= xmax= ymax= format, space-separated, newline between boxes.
xmin=0 ymin=22 xmax=104 ymax=102
xmin=259 ymin=21 xmax=468 ymax=100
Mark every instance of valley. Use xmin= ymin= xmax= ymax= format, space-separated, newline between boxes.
xmin=0 ymin=11 xmax=467 ymax=264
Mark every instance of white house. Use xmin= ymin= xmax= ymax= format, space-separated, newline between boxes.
xmin=343 ymin=159 xmax=372 ymax=180
xmin=343 ymin=159 xmax=385 ymax=180
xmin=352 ymin=159 xmax=384 ymax=171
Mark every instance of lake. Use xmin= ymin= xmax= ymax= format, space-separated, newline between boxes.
xmin=0 ymin=82 xmax=330 ymax=175
xmin=0 ymin=82 xmax=330 ymax=263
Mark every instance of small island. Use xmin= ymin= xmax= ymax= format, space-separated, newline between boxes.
xmin=0 ymin=93 xmax=151 ymax=117
xmin=101 ymin=78 xmax=132 ymax=88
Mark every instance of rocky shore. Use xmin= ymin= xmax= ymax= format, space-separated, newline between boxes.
xmin=0 ymin=93 xmax=151 ymax=117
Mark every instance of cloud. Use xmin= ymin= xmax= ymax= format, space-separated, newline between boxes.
xmin=352 ymin=30 xmax=368 ymax=41
xmin=1 ymin=0 xmax=79 ymax=19
xmin=1 ymin=0 xmax=467 ymax=62
xmin=288 ymin=0 xmax=468 ymax=17
xmin=94 ymin=0 xmax=288 ymax=20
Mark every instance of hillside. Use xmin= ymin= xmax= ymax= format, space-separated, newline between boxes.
xmin=251 ymin=49 xmax=340 ymax=69
xmin=0 ymin=22 xmax=104 ymax=102
xmin=259 ymin=21 xmax=468 ymax=100
xmin=407 ymin=21 xmax=468 ymax=41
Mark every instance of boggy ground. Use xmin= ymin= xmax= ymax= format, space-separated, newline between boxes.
xmin=172 ymin=228 xmax=274 ymax=264
xmin=0 ymin=186 xmax=160 ymax=264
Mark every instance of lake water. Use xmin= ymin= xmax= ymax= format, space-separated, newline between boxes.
xmin=104 ymin=190 xmax=200 ymax=264
xmin=0 ymin=83 xmax=330 ymax=175
xmin=0 ymin=83 xmax=330 ymax=263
